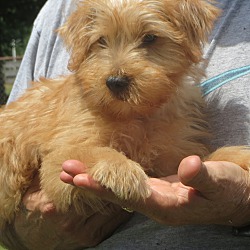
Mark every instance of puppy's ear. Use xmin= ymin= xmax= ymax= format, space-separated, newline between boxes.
xmin=58 ymin=3 xmax=93 ymax=72
xmin=174 ymin=0 xmax=220 ymax=62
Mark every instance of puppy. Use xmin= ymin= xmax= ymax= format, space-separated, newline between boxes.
xmin=0 ymin=0 xmax=249 ymax=231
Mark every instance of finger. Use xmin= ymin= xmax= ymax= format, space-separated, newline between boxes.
xmin=178 ymin=155 xmax=242 ymax=199
xmin=178 ymin=155 xmax=219 ymax=200
xmin=178 ymin=155 xmax=203 ymax=184
xmin=62 ymin=160 xmax=88 ymax=177
xmin=177 ymin=155 xmax=219 ymax=197
xmin=60 ymin=171 xmax=74 ymax=184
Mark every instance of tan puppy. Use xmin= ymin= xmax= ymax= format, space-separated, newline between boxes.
xmin=0 ymin=0 xmax=249 ymax=230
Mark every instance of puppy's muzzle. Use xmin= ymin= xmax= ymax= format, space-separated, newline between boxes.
xmin=106 ymin=75 xmax=130 ymax=99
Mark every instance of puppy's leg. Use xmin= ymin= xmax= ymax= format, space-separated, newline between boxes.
xmin=40 ymin=146 xmax=150 ymax=214
xmin=39 ymin=150 xmax=101 ymax=215
xmin=88 ymin=147 xmax=150 ymax=201
xmin=205 ymin=146 xmax=250 ymax=170
xmin=0 ymin=143 xmax=40 ymax=228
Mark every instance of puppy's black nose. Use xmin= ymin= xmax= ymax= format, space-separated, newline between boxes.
xmin=106 ymin=75 xmax=130 ymax=94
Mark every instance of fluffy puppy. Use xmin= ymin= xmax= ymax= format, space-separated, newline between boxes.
xmin=0 ymin=0 xmax=249 ymax=230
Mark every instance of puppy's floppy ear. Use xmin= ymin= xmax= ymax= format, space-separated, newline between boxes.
xmin=173 ymin=0 xmax=220 ymax=62
xmin=58 ymin=3 xmax=93 ymax=72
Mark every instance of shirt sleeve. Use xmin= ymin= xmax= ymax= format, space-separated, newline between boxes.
xmin=7 ymin=0 xmax=72 ymax=104
xmin=7 ymin=26 xmax=40 ymax=103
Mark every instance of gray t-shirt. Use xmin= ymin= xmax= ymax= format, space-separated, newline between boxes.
xmin=8 ymin=0 xmax=250 ymax=249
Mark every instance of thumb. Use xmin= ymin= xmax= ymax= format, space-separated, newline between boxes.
xmin=177 ymin=155 xmax=218 ymax=198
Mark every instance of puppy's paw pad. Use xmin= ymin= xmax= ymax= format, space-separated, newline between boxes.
xmin=90 ymin=159 xmax=150 ymax=201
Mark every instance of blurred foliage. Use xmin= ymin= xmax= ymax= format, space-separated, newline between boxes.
xmin=0 ymin=0 xmax=47 ymax=105
xmin=0 ymin=61 xmax=8 ymax=106
xmin=0 ymin=0 xmax=47 ymax=56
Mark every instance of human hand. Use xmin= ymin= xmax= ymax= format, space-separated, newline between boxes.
xmin=61 ymin=156 xmax=250 ymax=227
xmin=6 ymin=172 xmax=131 ymax=250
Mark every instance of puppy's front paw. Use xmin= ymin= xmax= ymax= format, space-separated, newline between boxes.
xmin=90 ymin=159 xmax=150 ymax=201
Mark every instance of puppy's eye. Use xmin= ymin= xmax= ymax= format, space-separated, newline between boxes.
xmin=98 ymin=36 xmax=107 ymax=47
xmin=142 ymin=34 xmax=157 ymax=45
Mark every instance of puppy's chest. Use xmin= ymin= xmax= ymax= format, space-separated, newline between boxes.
xmin=109 ymin=119 xmax=160 ymax=169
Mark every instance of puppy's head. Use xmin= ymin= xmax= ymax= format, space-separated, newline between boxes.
xmin=59 ymin=0 xmax=219 ymax=120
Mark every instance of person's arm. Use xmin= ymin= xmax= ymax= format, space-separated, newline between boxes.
xmin=61 ymin=156 xmax=250 ymax=227
xmin=7 ymin=27 xmax=39 ymax=104
xmin=8 ymin=0 xmax=71 ymax=104
xmin=0 ymin=172 xmax=131 ymax=250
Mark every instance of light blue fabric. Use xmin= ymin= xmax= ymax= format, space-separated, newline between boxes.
xmin=201 ymin=65 xmax=250 ymax=96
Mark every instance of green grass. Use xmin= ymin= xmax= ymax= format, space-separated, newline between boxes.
xmin=0 ymin=245 xmax=7 ymax=250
